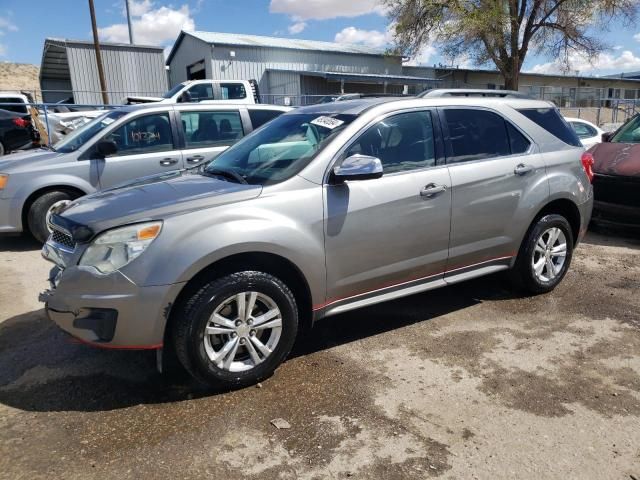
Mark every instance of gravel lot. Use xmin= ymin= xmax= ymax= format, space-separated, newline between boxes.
xmin=1 ymin=229 xmax=639 ymax=479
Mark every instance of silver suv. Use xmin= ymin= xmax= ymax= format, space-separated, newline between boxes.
xmin=40 ymin=96 xmax=594 ymax=388
xmin=0 ymin=103 xmax=290 ymax=242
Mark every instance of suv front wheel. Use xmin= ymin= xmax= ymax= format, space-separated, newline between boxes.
xmin=173 ymin=271 xmax=299 ymax=389
xmin=512 ymin=214 xmax=574 ymax=294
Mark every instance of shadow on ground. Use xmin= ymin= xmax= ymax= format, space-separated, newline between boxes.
xmin=0 ymin=234 xmax=40 ymax=252
xmin=0 ymin=274 xmax=517 ymax=413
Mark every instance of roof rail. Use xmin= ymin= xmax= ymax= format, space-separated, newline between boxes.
xmin=418 ymin=89 xmax=529 ymax=99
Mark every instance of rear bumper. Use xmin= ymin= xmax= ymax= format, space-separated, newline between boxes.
xmin=39 ymin=265 xmax=186 ymax=348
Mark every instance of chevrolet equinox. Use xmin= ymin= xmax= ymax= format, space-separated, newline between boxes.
xmin=40 ymin=94 xmax=594 ymax=388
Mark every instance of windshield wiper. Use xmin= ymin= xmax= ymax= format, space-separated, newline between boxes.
xmin=203 ymin=168 xmax=248 ymax=184
xmin=40 ymin=144 xmax=56 ymax=152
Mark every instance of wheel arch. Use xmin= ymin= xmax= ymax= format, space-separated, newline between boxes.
xmin=530 ymin=198 xmax=581 ymax=246
xmin=164 ymin=251 xmax=313 ymax=346
xmin=21 ymin=185 xmax=87 ymax=232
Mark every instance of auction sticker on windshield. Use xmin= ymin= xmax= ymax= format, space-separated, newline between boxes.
xmin=311 ymin=116 xmax=344 ymax=130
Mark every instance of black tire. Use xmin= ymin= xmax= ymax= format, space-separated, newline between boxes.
xmin=27 ymin=190 xmax=75 ymax=244
xmin=511 ymin=214 xmax=574 ymax=295
xmin=173 ymin=271 xmax=299 ymax=389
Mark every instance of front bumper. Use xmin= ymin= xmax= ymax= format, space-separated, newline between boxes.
xmin=0 ymin=196 xmax=21 ymax=233
xmin=593 ymin=200 xmax=640 ymax=227
xmin=39 ymin=265 xmax=186 ymax=348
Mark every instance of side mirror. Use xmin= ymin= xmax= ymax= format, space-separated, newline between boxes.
xmin=178 ymin=92 xmax=192 ymax=103
xmin=95 ymin=140 xmax=118 ymax=158
xmin=601 ymin=132 xmax=612 ymax=143
xmin=332 ymin=154 xmax=383 ymax=183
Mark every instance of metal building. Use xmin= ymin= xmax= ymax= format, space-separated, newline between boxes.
xmin=39 ymin=38 xmax=168 ymax=105
xmin=166 ymin=31 xmax=438 ymax=102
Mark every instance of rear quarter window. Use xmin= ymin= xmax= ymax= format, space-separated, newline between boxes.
xmin=517 ymin=108 xmax=582 ymax=147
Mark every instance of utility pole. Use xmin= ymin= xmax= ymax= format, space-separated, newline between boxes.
xmin=88 ymin=0 xmax=109 ymax=104
xmin=125 ymin=0 xmax=135 ymax=44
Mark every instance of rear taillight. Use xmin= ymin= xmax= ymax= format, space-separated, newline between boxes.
xmin=581 ymin=152 xmax=595 ymax=183
xmin=12 ymin=117 xmax=30 ymax=128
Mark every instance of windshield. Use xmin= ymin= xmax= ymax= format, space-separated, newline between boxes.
xmin=611 ymin=115 xmax=640 ymax=143
xmin=54 ymin=110 xmax=127 ymax=153
xmin=205 ymin=113 xmax=356 ymax=185
xmin=162 ymin=83 xmax=187 ymax=99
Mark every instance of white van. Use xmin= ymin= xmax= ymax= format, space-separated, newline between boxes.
xmin=125 ymin=80 xmax=259 ymax=105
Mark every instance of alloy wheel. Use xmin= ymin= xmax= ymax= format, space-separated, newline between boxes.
xmin=531 ymin=227 xmax=567 ymax=283
xmin=203 ymin=291 xmax=283 ymax=372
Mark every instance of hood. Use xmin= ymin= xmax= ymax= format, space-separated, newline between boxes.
xmin=57 ymin=169 xmax=262 ymax=234
xmin=0 ymin=148 xmax=67 ymax=172
xmin=124 ymin=95 xmax=164 ymax=104
xmin=590 ymin=142 xmax=640 ymax=177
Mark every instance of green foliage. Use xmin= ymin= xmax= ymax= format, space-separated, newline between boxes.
xmin=386 ymin=0 xmax=638 ymax=88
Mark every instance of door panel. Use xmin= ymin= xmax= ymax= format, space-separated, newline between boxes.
xmin=95 ymin=112 xmax=184 ymax=188
xmin=441 ymin=107 xmax=548 ymax=272
xmin=324 ymin=110 xmax=451 ymax=305
xmin=324 ymin=168 xmax=452 ymax=303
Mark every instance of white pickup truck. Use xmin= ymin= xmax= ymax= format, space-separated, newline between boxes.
xmin=125 ymin=79 xmax=259 ymax=105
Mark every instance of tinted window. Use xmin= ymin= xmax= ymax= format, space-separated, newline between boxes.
xmin=345 ymin=111 xmax=436 ymax=173
xmin=445 ymin=109 xmax=510 ymax=163
xmin=181 ymin=110 xmax=244 ymax=149
xmin=610 ymin=115 xmax=640 ymax=143
xmin=506 ymin=123 xmax=531 ymax=154
xmin=103 ymin=113 xmax=174 ymax=156
xmin=249 ymin=109 xmax=285 ymax=129
xmin=185 ymin=83 xmax=214 ymax=102
xmin=0 ymin=98 xmax=27 ymax=114
xmin=221 ymin=83 xmax=247 ymax=100
xmin=518 ymin=108 xmax=582 ymax=147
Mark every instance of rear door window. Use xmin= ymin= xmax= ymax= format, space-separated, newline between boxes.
xmin=248 ymin=109 xmax=285 ymax=129
xmin=221 ymin=83 xmax=247 ymax=100
xmin=180 ymin=110 xmax=244 ymax=149
xmin=517 ymin=108 xmax=582 ymax=147
xmin=569 ymin=121 xmax=597 ymax=139
xmin=444 ymin=109 xmax=511 ymax=163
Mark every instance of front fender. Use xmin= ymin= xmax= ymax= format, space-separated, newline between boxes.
xmin=122 ymin=188 xmax=327 ymax=306
xmin=7 ymin=175 xmax=97 ymax=231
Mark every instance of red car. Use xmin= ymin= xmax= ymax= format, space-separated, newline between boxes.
xmin=589 ymin=114 xmax=640 ymax=227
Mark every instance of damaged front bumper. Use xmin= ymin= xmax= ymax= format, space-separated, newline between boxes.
xmin=39 ymin=250 xmax=186 ymax=349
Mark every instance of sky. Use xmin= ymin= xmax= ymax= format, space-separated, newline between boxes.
xmin=1 ymin=0 xmax=640 ymax=76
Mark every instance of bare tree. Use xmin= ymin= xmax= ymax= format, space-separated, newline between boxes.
xmin=386 ymin=0 xmax=638 ymax=89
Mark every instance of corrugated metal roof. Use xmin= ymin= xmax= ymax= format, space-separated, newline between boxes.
xmin=186 ymin=31 xmax=390 ymax=56
xmin=44 ymin=37 xmax=165 ymax=51
xmin=269 ymin=69 xmax=438 ymax=84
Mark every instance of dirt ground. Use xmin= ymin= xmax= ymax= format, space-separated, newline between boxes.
xmin=0 ymin=229 xmax=639 ymax=480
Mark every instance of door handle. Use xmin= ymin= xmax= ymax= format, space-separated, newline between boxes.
xmin=159 ymin=158 xmax=178 ymax=166
xmin=420 ymin=183 xmax=447 ymax=197
xmin=186 ymin=155 xmax=204 ymax=163
xmin=514 ymin=163 xmax=534 ymax=175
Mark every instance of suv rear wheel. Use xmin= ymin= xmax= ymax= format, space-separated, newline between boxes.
xmin=27 ymin=191 xmax=75 ymax=244
xmin=512 ymin=214 xmax=574 ymax=294
xmin=173 ymin=271 xmax=299 ymax=389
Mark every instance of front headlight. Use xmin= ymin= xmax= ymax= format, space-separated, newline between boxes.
xmin=0 ymin=174 xmax=8 ymax=190
xmin=79 ymin=221 xmax=162 ymax=274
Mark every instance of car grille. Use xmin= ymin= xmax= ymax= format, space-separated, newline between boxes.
xmin=593 ymin=174 xmax=640 ymax=208
xmin=50 ymin=227 xmax=76 ymax=250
